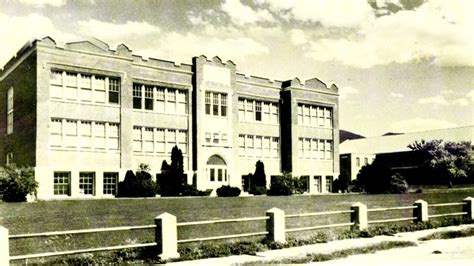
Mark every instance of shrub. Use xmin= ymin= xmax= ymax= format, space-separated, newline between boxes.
xmin=268 ymin=173 xmax=295 ymax=196
xmin=117 ymin=164 xmax=158 ymax=197
xmin=180 ymin=184 xmax=210 ymax=196
xmin=387 ymin=173 xmax=408 ymax=194
xmin=249 ymin=161 xmax=267 ymax=195
xmin=293 ymin=176 xmax=308 ymax=194
xmin=216 ymin=185 xmax=241 ymax=197
xmin=0 ymin=165 xmax=38 ymax=202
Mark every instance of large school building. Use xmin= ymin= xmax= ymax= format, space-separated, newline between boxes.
xmin=0 ymin=37 xmax=340 ymax=199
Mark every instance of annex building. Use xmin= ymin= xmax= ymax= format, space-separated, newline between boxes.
xmin=0 ymin=37 xmax=340 ymax=200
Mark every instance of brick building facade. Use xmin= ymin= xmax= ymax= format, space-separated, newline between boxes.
xmin=0 ymin=37 xmax=339 ymax=199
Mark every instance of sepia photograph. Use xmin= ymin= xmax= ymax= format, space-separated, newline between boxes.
xmin=0 ymin=0 xmax=473 ymax=265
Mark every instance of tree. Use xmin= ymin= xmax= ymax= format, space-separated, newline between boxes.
xmin=250 ymin=161 xmax=266 ymax=195
xmin=160 ymin=146 xmax=187 ymax=196
xmin=0 ymin=164 xmax=38 ymax=202
xmin=356 ymin=158 xmax=392 ymax=194
xmin=117 ymin=164 xmax=158 ymax=197
xmin=408 ymin=139 xmax=471 ymax=185
xmin=267 ymin=173 xmax=295 ymax=196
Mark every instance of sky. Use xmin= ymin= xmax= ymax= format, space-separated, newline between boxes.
xmin=0 ymin=0 xmax=472 ymax=137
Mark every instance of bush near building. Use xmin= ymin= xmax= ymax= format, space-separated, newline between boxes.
xmin=0 ymin=164 xmax=38 ymax=202
xmin=268 ymin=173 xmax=296 ymax=196
xmin=248 ymin=161 xmax=267 ymax=195
xmin=216 ymin=185 xmax=241 ymax=197
xmin=356 ymin=159 xmax=408 ymax=194
xmin=117 ymin=164 xmax=158 ymax=197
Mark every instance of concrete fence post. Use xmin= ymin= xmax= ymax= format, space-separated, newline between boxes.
xmin=351 ymin=202 xmax=368 ymax=231
xmin=462 ymin=197 xmax=474 ymax=222
xmin=413 ymin=199 xmax=428 ymax=223
xmin=266 ymin=208 xmax=286 ymax=243
xmin=155 ymin=212 xmax=180 ymax=260
xmin=0 ymin=226 xmax=9 ymax=266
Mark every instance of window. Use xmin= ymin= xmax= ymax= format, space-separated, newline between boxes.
xmin=167 ymin=89 xmax=176 ymax=114
xmin=310 ymin=107 xmax=318 ymax=127
xmin=65 ymin=72 xmax=77 ymax=100
xmin=144 ymin=86 xmax=154 ymax=110
xmin=220 ymin=94 xmax=227 ymax=117
xmin=325 ymin=108 xmax=332 ymax=128
xmin=326 ymin=176 xmax=333 ymax=192
xmin=79 ymin=121 xmax=92 ymax=148
xmin=213 ymin=133 xmax=219 ymax=144
xmin=364 ymin=158 xmax=369 ymax=165
xmin=133 ymin=85 xmax=142 ymax=109
xmin=356 ymin=157 xmax=360 ymax=167
xmin=221 ymin=133 xmax=228 ymax=145
xmin=303 ymin=106 xmax=310 ymax=125
xmin=155 ymin=129 xmax=165 ymax=153
xmin=109 ymin=78 xmax=120 ymax=104
xmin=178 ymin=130 xmax=187 ymax=154
xmin=271 ymin=103 xmax=278 ymax=124
xmin=79 ymin=172 xmax=95 ymax=195
xmin=212 ymin=93 xmax=219 ymax=116
xmin=178 ymin=90 xmax=188 ymax=114
xmin=218 ymin=169 xmax=223 ymax=182
xmin=263 ymin=103 xmax=270 ymax=123
xmin=298 ymin=138 xmax=303 ymax=158
xmin=7 ymin=87 xmax=14 ymax=134
xmin=107 ymin=123 xmax=119 ymax=150
xmin=205 ymin=92 xmax=211 ymax=115
xmin=103 ymin=172 xmax=118 ymax=195
xmin=50 ymin=71 xmax=63 ymax=98
xmin=94 ymin=122 xmax=106 ymax=149
xmin=64 ymin=120 xmax=77 ymax=147
xmin=205 ymin=132 xmax=211 ymax=143
xmin=255 ymin=101 xmax=262 ymax=121
xmin=271 ymin=137 xmax=279 ymax=158
xmin=314 ymin=176 xmax=321 ymax=193
xmin=311 ymin=139 xmax=318 ymax=159
xmin=246 ymin=135 xmax=254 ymax=157
xmin=325 ymin=140 xmax=333 ymax=160
xmin=238 ymin=135 xmax=245 ymax=156
xmin=210 ymin=168 xmax=215 ymax=182
xmin=93 ymin=76 xmax=106 ymax=103
xmin=167 ymin=129 xmax=176 ymax=152
xmin=246 ymin=100 xmax=253 ymax=122
xmin=263 ymin=137 xmax=270 ymax=158
xmin=79 ymin=74 xmax=92 ymax=102
xmin=238 ymin=99 xmax=245 ymax=121
xmin=255 ymin=136 xmax=262 ymax=157
xmin=156 ymin=88 xmax=165 ymax=112
xmin=133 ymin=126 xmax=142 ymax=152
xmin=318 ymin=107 xmax=325 ymax=127
xmin=319 ymin=139 xmax=325 ymax=159
xmin=297 ymin=105 xmax=303 ymax=125
xmin=54 ymin=172 xmax=70 ymax=195
xmin=144 ymin=127 xmax=154 ymax=152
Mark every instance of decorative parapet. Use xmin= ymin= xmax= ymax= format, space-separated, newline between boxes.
xmin=236 ymin=72 xmax=282 ymax=88
xmin=282 ymin=77 xmax=338 ymax=95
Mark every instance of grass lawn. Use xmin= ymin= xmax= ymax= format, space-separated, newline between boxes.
xmin=1 ymin=189 xmax=473 ymax=258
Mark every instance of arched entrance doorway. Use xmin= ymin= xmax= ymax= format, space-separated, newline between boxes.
xmin=206 ymin=155 xmax=228 ymax=184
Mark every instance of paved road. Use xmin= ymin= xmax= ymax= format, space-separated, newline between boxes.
xmin=314 ymin=236 xmax=474 ymax=266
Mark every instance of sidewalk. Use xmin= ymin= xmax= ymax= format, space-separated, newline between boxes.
xmin=166 ymin=224 xmax=474 ymax=265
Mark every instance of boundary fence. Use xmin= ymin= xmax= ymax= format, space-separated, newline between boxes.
xmin=1 ymin=197 xmax=473 ymax=264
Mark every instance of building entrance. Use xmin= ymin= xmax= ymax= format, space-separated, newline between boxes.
xmin=206 ymin=155 xmax=228 ymax=183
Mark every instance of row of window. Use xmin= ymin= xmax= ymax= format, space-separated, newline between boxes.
xmin=209 ymin=167 xmax=228 ymax=182
xmin=238 ymin=98 xmax=279 ymax=124
xmin=7 ymin=87 xmax=13 ymax=134
xmin=205 ymin=132 xmax=228 ymax=145
xmin=205 ymin=91 xmax=227 ymax=117
xmin=297 ymin=104 xmax=333 ymax=128
xmin=50 ymin=119 xmax=119 ymax=150
xmin=298 ymin=138 xmax=334 ymax=160
xmin=356 ymin=157 xmax=371 ymax=167
xmin=238 ymin=135 xmax=279 ymax=158
xmin=133 ymin=127 xmax=187 ymax=154
xmin=50 ymin=70 xmax=120 ymax=104
xmin=54 ymin=171 xmax=118 ymax=196
xmin=133 ymin=84 xmax=188 ymax=114
xmin=308 ymin=175 xmax=333 ymax=193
